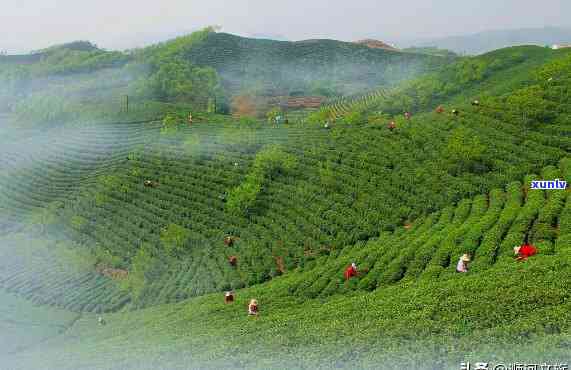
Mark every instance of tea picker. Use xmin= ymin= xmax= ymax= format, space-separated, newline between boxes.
xmin=224 ymin=291 xmax=235 ymax=304
xmin=248 ymin=299 xmax=259 ymax=316
xmin=456 ymin=254 xmax=471 ymax=273
xmin=344 ymin=262 xmax=358 ymax=280
xmin=514 ymin=244 xmax=537 ymax=261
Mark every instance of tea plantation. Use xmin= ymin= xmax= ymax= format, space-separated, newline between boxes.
xmin=3 ymin=165 xmax=570 ymax=369
xmin=0 ymin=43 xmax=570 ymax=369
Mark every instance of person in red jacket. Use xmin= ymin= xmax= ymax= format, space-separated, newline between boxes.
xmin=514 ymin=244 xmax=537 ymax=261
xmin=344 ymin=262 xmax=358 ymax=280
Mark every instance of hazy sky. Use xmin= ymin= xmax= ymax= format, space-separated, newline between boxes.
xmin=1 ymin=0 xmax=570 ymax=53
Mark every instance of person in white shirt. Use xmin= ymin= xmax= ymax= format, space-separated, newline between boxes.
xmin=456 ymin=254 xmax=471 ymax=273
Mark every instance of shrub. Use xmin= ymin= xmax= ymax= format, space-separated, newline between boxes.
xmin=160 ymin=224 xmax=191 ymax=256
xmin=474 ymin=182 xmax=522 ymax=268
xmin=226 ymin=145 xmax=296 ymax=215
xmin=444 ymin=127 xmax=488 ymax=174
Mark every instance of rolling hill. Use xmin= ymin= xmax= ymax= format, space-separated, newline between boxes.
xmin=0 ymin=30 xmax=447 ymax=121
xmin=183 ymin=32 xmax=444 ymax=96
xmin=3 ymin=162 xmax=570 ymax=369
xmin=0 ymin=42 xmax=570 ymax=369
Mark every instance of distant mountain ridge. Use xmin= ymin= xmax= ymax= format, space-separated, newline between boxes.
xmin=404 ymin=26 xmax=571 ymax=55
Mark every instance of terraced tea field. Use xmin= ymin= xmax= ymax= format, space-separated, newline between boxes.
xmin=0 ymin=234 xmax=129 ymax=312
xmin=317 ymin=88 xmax=391 ymax=120
xmin=287 ymin=160 xmax=571 ymax=298
xmin=2 ymin=160 xmax=569 ymax=370
xmin=0 ymin=106 xmax=568 ymax=314
xmin=0 ymin=121 xmax=160 ymax=231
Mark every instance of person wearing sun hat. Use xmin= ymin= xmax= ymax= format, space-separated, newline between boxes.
xmin=456 ymin=253 xmax=471 ymax=273
xmin=224 ymin=291 xmax=235 ymax=304
xmin=248 ymin=299 xmax=259 ymax=316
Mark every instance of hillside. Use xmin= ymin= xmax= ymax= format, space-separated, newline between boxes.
xmin=182 ymin=32 xmax=443 ymax=96
xmin=1 ymin=107 xmax=568 ymax=309
xmin=0 ymin=29 xmax=446 ymax=122
xmin=314 ymin=45 xmax=571 ymax=122
xmin=3 ymin=161 xmax=571 ymax=369
xmin=2 ymin=157 xmax=570 ymax=369
xmin=0 ymin=45 xmax=570 ymax=369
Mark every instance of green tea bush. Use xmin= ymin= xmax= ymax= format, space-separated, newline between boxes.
xmin=456 ymin=189 xmax=505 ymax=259
xmin=531 ymin=166 xmax=566 ymax=246
xmin=422 ymin=195 xmax=487 ymax=274
xmin=160 ymin=224 xmax=191 ymax=256
xmin=226 ymin=145 xmax=296 ymax=216
xmin=406 ymin=201 xmax=471 ymax=278
xmin=498 ymin=175 xmax=545 ymax=256
xmin=473 ymin=182 xmax=523 ymax=268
